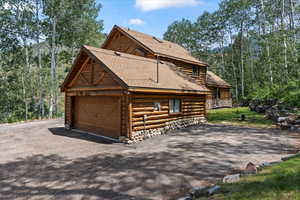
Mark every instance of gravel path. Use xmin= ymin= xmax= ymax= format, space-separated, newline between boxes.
xmin=0 ymin=119 xmax=299 ymax=200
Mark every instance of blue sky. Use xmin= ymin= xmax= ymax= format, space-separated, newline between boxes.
xmin=97 ymin=0 xmax=221 ymax=38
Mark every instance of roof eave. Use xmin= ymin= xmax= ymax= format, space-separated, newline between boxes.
xmin=155 ymin=53 xmax=208 ymax=67
xmin=207 ymin=84 xmax=231 ymax=89
xmin=128 ymin=86 xmax=210 ymax=95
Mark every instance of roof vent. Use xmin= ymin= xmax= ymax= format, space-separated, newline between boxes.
xmin=114 ymin=51 xmax=121 ymax=56
xmin=153 ymin=36 xmax=163 ymax=43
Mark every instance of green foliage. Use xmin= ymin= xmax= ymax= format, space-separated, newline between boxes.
xmin=0 ymin=0 xmax=104 ymax=123
xmin=249 ymin=79 xmax=300 ymax=108
xmin=164 ymin=0 xmax=300 ymax=102
xmin=196 ymin=154 xmax=300 ymax=200
xmin=207 ymin=107 xmax=273 ymax=127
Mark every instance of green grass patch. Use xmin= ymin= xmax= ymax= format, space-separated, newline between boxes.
xmin=196 ymin=154 xmax=300 ymax=200
xmin=207 ymin=107 xmax=274 ymax=128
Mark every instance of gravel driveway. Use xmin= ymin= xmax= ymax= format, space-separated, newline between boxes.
xmin=0 ymin=119 xmax=299 ymax=200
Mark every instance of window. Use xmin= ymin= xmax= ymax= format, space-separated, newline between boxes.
xmin=192 ymin=66 xmax=199 ymax=76
xmin=213 ymin=88 xmax=221 ymax=99
xmin=169 ymin=99 xmax=181 ymax=113
xmin=154 ymin=102 xmax=161 ymax=111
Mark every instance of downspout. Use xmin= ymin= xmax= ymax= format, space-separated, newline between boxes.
xmin=156 ymin=55 xmax=159 ymax=83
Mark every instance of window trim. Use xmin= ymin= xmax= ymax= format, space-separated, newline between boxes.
xmin=169 ymin=99 xmax=182 ymax=114
xmin=154 ymin=102 xmax=161 ymax=111
xmin=192 ymin=66 xmax=199 ymax=77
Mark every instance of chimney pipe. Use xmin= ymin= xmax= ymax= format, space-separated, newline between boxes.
xmin=156 ymin=56 xmax=159 ymax=83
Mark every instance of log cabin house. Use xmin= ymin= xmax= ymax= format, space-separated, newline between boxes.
xmin=61 ymin=25 xmax=231 ymax=142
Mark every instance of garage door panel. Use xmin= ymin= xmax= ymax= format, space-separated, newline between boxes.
xmin=73 ymin=96 xmax=121 ymax=138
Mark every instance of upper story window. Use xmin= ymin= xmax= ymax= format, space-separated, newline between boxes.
xmin=192 ymin=66 xmax=199 ymax=77
xmin=169 ymin=99 xmax=181 ymax=113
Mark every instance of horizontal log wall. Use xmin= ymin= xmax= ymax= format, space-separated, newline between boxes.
xmin=131 ymin=94 xmax=205 ymax=132
xmin=158 ymin=57 xmax=207 ymax=86
xmin=65 ymin=94 xmax=72 ymax=128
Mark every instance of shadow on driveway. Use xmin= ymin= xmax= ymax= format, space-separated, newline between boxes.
xmin=49 ymin=127 xmax=116 ymax=144
xmin=1 ymin=123 xmax=299 ymax=200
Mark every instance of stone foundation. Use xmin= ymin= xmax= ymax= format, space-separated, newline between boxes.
xmin=127 ymin=117 xmax=207 ymax=143
xmin=65 ymin=124 xmax=71 ymax=130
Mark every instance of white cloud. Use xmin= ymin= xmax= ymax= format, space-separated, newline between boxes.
xmin=135 ymin=0 xmax=201 ymax=11
xmin=128 ymin=18 xmax=145 ymax=25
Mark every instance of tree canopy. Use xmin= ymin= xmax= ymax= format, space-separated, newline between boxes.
xmin=164 ymin=0 xmax=300 ymax=105
xmin=0 ymin=0 xmax=104 ymax=122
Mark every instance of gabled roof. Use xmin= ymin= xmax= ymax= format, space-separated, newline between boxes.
xmin=102 ymin=25 xmax=208 ymax=67
xmin=61 ymin=45 xmax=210 ymax=93
xmin=206 ymin=71 xmax=231 ymax=88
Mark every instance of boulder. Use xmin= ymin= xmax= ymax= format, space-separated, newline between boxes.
xmin=177 ymin=196 xmax=192 ymax=200
xmin=244 ymin=162 xmax=258 ymax=175
xmin=278 ymin=117 xmax=288 ymax=123
xmin=223 ymin=174 xmax=240 ymax=183
xmin=207 ymin=185 xmax=220 ymax=195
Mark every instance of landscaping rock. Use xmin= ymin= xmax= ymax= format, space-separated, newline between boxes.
xmin=278 ymin=117 xmax=288 ymax=123
xmin=281 ymin=154 xmax=297 ymax=161
xmin=223 ymin=174 xmax=240 ymax=183
xmin=260 ymin=162 xmax=272 ymax=167
xmin=130 ymin=117 xmax=206 ymax=143
xmin=249 ymin=99 xmax=277 ymax=113
xmin=243 ymin=162 xmax=258 ymax=175
xmin=177 ymin=196 xmax=192 ymax=200
xmin=207 ymin=185 xmax=220 ymax=195
xmin=190 ymin=186 xmax=205 ymax=195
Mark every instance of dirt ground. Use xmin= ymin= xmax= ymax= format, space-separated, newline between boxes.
xmin=0 ymin=119 xmax=299 ymax=200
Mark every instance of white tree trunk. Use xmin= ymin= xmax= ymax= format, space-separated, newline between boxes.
xmin=49 ymin=16 xmax=57 ymax=119
xmin=229 ymin=30 xmax=239 ymax=100
xmin=260 ymin=0 xmax=273 ymax=87
xmin=240 ymin=22 xmax=245 ymax=98
xmin=36 ymin=0 xmax=44 ymax=119
xmin=281 ymin=0 xmax=288 ymax=81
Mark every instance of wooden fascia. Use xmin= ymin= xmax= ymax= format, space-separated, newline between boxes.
xmin=82 ymin=46 xmax=129 ymax=90
xmin=60 ymin=49 xmax=88 ymax=92
xmin=68 ymin=57 xmax=91 ymax=88
xmin=156 ymin=53 xmax=208 ymax=67
xmin=128 ymin=87 xmax=210 ymax=95
xmin=103 ymin=26 xmax=209 ymax=68
xmin=105 ymin=25 xmax=155 ymax=55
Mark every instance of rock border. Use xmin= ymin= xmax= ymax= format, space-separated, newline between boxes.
xmin=178 ymin=151 xmax=300 ymax=200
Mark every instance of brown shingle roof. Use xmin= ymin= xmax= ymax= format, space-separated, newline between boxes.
xmin=111 ymin=26 xmax=207 ymax=66
xmin=206 ymin=71 xmax=230 ymax=88
xmin=84 ymin=45 xmax=209 ymax=93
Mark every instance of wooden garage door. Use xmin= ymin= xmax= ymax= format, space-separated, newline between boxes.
xmin=73 ymin=96 xmax=121 ymax=139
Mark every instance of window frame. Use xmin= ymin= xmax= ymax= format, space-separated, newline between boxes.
xmin=213 ymin=88 xmax=221 ymax=99
xmin=169 ymin=99 xmax=182 ymax=114
xmin=154 ymin=102 xmax=161 ymax=111
xmin=192 ymin=66 xmax=199 ymax=77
